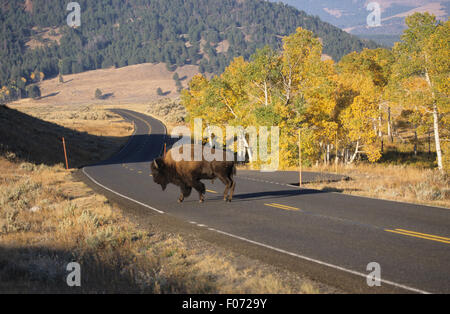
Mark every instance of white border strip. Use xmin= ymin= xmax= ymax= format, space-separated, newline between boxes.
xmin=207 ymin=228 xmax=431 ymax=294
xmin=82 ymin=168 xmax=164 ymax=214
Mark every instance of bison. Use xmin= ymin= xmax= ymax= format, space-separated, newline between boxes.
xmin=151 ymin=144 xmax=237 ymax=203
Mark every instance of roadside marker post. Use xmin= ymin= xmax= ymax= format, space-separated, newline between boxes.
xmin=164 ymin=143 xmax=167 ymax=157
xmin=62 ymin=137 xmax=69 ymax=170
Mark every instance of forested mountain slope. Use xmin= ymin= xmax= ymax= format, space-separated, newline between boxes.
xmin=0 ymin=0 xmax=378 ymax=89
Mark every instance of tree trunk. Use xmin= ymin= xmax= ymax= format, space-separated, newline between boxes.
xmin=285 ymin=75 xmax=292 ymax=106
xmin=264 ymin=80 xmax=268 ymax=107
xmin=243 ymin=137 xmax=254 ymax=163
xmin=327 ymin=144 xmax=331 ymax=165
xmin=425 ymin=70 xmax=443 ymax=172
xmin=206 ymin=125 xmax=213 ymax=147
xmin=428 ymin=130 xmax=432 ymax=156
xmin=433 ymin=104 xmax=443 ymax=172
xmin=378 ymin=105 xmax=383 ymax=138
xmin=378 ymin=104 xmax=383 ymax=153
xmin=349 ymin=141 xmax=360 ymax=164
xmin=387 ymin=106 xmax=393 ymax=143
xmin=283 ymin=65 xmax=293 ymax=106
xmin=414 ymin=130 xmax=418 ymax=156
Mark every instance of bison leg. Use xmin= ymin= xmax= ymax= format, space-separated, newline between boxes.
xmin=217 ymin=175 xmax=233 ymax=202
xmin=178 ymin=184 xmax=192 ymax=203
xmin=192 ymin=180 xmax=206 ymax=203
xmin=228 ymin=178 xmax=236 ymax=202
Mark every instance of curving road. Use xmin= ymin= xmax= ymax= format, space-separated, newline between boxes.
xmin=82 ymin=109 xmax=450 ymax=294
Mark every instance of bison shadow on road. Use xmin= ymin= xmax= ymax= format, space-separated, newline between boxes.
xmin=230 ymin=188 xmax=327 ymax=201
xmin=191 ymin=188 xmax=327 ymax=203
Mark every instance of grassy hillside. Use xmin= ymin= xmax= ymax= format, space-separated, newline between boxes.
xmin=15 ymin=63 xmax=198 ymax=107
xmin=0 ymin=105 xmax=131 ymax=167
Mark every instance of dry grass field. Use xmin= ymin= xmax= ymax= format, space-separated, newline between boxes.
xmin=0 ymin=104 xmax=328 ymax=293
xmin=302 ymin=163 xmax=449 ymax=208
xmin=27 ymin=63 xmax=199 ymax=107
xmin=1 ymin=104 xmax=132 ymax=168
xmin=0 ymin=158 xmax=323 ymax=293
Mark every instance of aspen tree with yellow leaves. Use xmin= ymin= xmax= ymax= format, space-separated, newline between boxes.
xmin=181 ymin=20 xmax=448 ymax=172
xmin=392 ymin=13 xmax=449 ymax=172
xmin=336 ymin=48 xmax=394 ymax=163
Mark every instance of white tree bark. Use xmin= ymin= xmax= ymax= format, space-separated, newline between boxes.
xmin=264 ymin=80 xmax=268 ymax=107
xmin=432 ymin=104 xmax=443 ymax=172
xmin=425 ymin=70 xmax=444 ymax=172
xmin=387 ymin=106 xmax=393 ymax=143
xmin=349 ymin=141 xmax=360 ymax=164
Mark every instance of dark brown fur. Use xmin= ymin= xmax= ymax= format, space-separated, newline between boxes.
xmin=150 ymin=144 xmax=236 ymax=203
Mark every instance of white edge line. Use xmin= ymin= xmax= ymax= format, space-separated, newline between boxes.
xmin=82 ymin=168 xmax=164 ymax=214
xmin=207 ymin=227 xmax=431 ymax=294
xmin=86 ymin=110 xmax=431 ymax=295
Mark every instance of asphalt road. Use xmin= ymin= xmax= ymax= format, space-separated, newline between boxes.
xmin=82 ymin=109 xmax=450 ymax=294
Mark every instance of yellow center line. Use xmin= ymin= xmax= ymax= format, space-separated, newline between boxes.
xmin=123 ymin=112 xmax=167 ymax=179
xmin=124 ymin=111 xmax=153 ymax=133
xmin=207 ymin=190 xmax=218 ymax=194
xmin=385 ymin=229 xmax=450 ymax=244
xmin=138 ymin=171 xmax=143 ymax=174
xmin=265 ymin=203 xmax=300 ymax=211
xmin=395 ymin=229 xmax=450 ymax=241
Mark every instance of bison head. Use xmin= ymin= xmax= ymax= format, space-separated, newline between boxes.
xmin=151 ymin=158 xmax=169 ymax=191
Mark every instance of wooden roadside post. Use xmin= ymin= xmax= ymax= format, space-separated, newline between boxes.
xmin=62 ymin=137 xmax=69 ymax=170
xmin=298 ymin=129 xmax=302 ymax=189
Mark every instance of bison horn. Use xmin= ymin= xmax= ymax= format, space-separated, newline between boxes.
xmin=153 ymin=160 xmax=159 ymax=169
